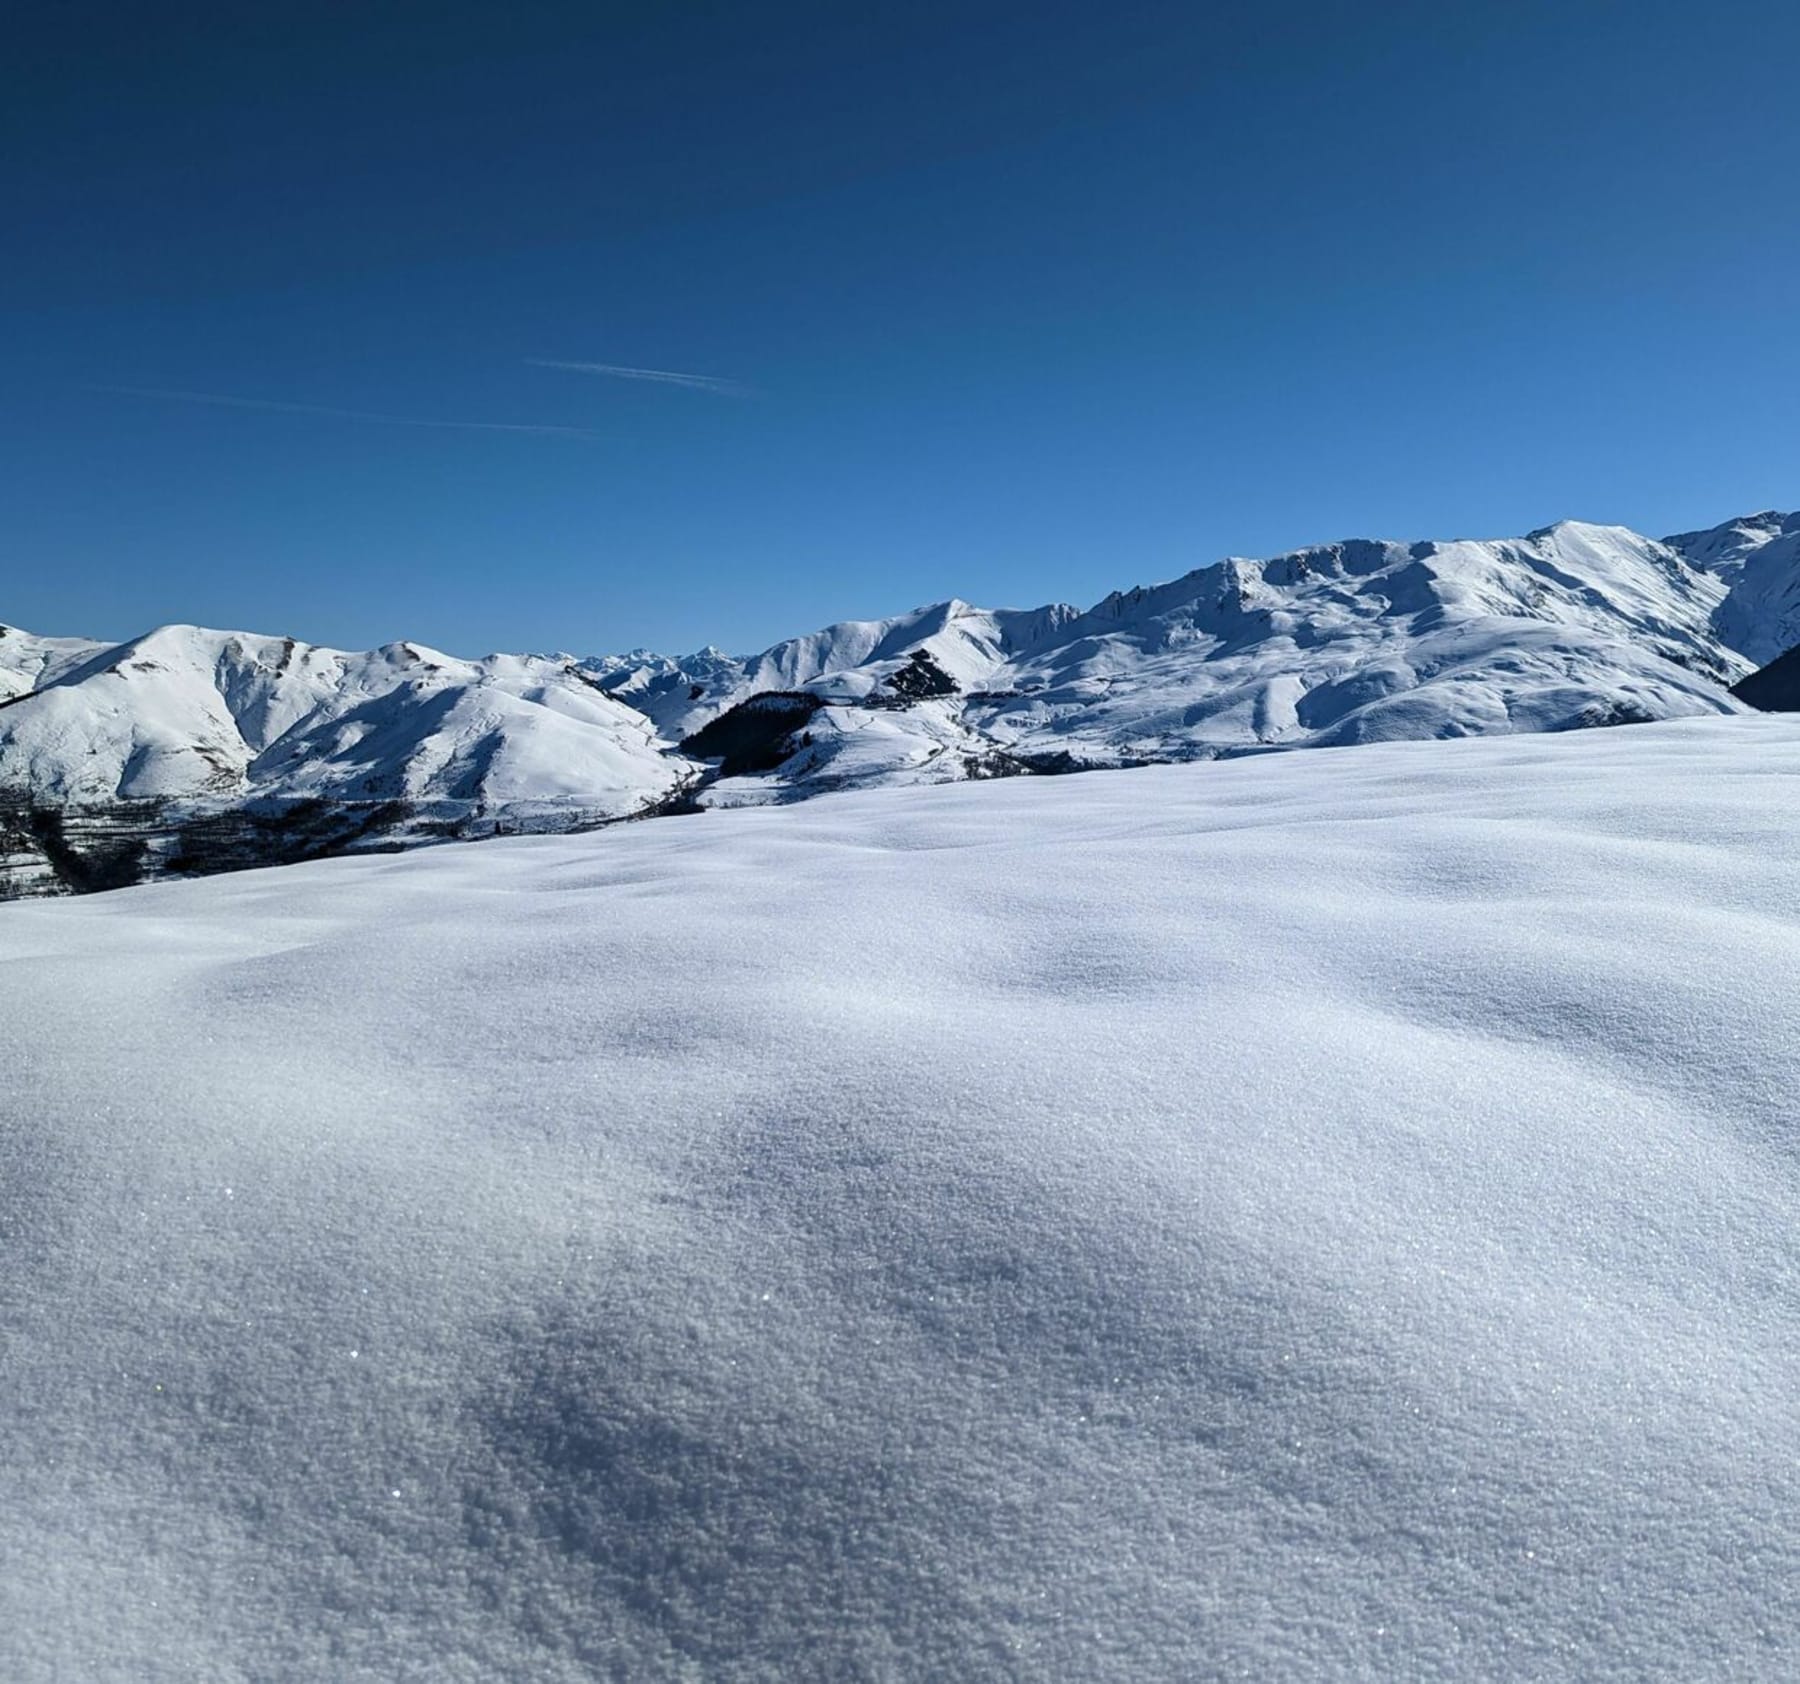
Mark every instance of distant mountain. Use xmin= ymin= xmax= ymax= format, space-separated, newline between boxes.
xmin=0 ymin=624 xmax=686 ymax=895
xmin=583 ymin=598 xmax=1079 ymax=741
xmin=1664 ymin=509 xmax=1800 ymax=667
xmin=587 ymin=520 xmax=1751 ymax=802
xmin=3 ymin=507 xmax=1793 ymax=894
xmin=0 ymin=624 xmax=678 ymax=807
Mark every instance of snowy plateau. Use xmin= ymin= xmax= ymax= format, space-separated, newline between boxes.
xmin=3 ymin=508 xmax=1797 ymax=896
xmin=5 ymin=717 xmax=1800 ymax=1680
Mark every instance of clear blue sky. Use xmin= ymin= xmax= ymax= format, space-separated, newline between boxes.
xmin=6 ymin=0 xmax=1797 ymax=657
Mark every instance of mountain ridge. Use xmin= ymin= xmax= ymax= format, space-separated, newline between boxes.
xmin=3 ymin=506 xmax=1793 ymax=894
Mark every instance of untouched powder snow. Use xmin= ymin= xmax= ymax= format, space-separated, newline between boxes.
xmin=5 ymin=716 xmax=1800 ymax=1679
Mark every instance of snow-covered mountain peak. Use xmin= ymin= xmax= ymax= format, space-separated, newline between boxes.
xmin=931 ymin=520 xmax=1746 ymax=776
xmin=0 ymin=622 xmax=109 ymax=701
xmin=1043 ymin=522 xmax=1724 ymax=657
xmin=1522 ymin=516 xmax=1633 ymax=543
xmin=623 ymin=516 xmax=1761 ymax=809
xmin=1664 ymin=509 xmax=1800 ymax=665
xmin=1666 ymin=508 xmax=1800 ymax=570
xmin=0 ymin=620 xmax=689 ymax=814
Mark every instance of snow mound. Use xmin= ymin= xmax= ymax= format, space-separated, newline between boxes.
xmin=5 ymin=715 xmax=1800 ymax=1680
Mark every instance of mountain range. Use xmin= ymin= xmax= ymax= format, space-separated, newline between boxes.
xmin=4 ymin=507 xmax=1794 ymax=895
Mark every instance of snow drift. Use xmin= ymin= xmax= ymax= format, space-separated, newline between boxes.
xmin=4 ymin=715 xmax=1799 ymax=1679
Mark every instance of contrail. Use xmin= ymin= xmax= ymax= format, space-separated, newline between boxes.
xmin=89 ymin=385 xmax=605 ymax=438
xmin=526 ymin=358 xmax=748 ymax=394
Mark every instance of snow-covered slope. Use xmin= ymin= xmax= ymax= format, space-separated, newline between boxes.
xmin=5 ymin=715 xmax=1800 ymax=1680
xmin=981 ymin=520 xmax=1746 ymax=762
xmin=1667 ymin=508 xmax=1800 ymax=666
xmin=0 ymin=622 xmax=107 ymax=701
xmin=0 ymin=623 xmax=687 ymax=818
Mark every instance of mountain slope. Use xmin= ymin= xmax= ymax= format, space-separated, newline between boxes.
xmin=1666 ymin=509 xmax=1800 ymax=666
xmin=0 ymin=624 xmax=686 ymax=809
xmin=6 ymin=717 xmax=1800 ymax=1680
xmin=0 ymin=623 xmax=107 ymax=701
xmin=0 ymin=625 xmax=694 ymax=894
xmin=982 ymin=520 xmax=1745 ymax=762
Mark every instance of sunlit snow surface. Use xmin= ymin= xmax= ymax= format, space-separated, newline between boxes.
xmin=4 ymin=717 xmax=1799 ymax=1681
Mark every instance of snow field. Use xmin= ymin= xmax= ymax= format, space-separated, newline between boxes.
xmin=3 ymin=715 xmax=1800 ymax=1679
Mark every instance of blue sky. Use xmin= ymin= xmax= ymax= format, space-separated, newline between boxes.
xmin=6 ymin=0 xmax=1797 ymax=657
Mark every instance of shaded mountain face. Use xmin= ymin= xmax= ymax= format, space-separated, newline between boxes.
xmin=1731 ymin=641 xmax=1800 ymax=712
xmin=1665 ymin=510 xmax=1800 ymax=668
xmin=2 ymin=508 xmax=1792 ymax=894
